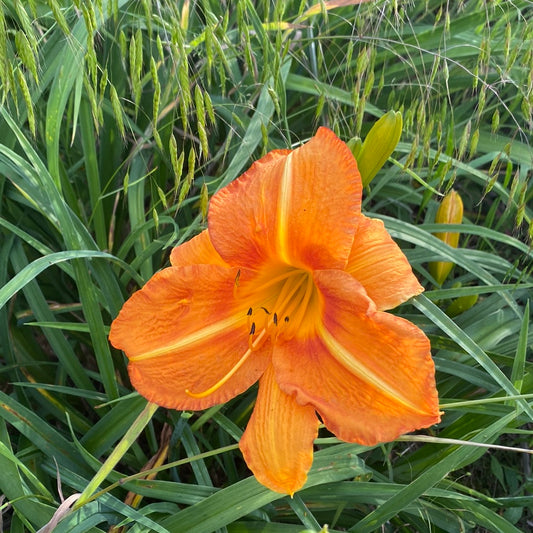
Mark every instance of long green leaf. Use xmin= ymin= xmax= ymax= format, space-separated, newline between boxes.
xmin=160 ymin=449 xmax=369 ymax=532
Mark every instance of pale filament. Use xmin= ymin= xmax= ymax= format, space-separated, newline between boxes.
xmin=186 ymin=328 xmax=268 ymax=399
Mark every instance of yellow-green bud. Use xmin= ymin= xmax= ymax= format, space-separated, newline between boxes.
xmin=429 ymin=189 xmax=464 ymax=285
xmin=446 ymin=294 xmax=478 ymax=317
xmin=346 ymin=136 xmax=362 ymax=159
xmin=353 ymin=110 xmax=403 ymax=187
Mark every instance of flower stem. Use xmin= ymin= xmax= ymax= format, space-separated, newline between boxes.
xmin=72 ymin=400 xmax=159 ymax=510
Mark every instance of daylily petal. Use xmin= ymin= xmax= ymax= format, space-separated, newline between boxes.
xmin=208 ymin=127 xmax=362 ymax=271
xmin=239 ymin=364 xmax=319 ymax=495
xmin=109 ymin=264 xmax=271 ymax=410
xmin=345 ymin=215 xmax=424 ymax=311
xmin=170 ymin=230 xmax=228 ymax=267
xmin=273 ymin=269 xmax=440 ymax=446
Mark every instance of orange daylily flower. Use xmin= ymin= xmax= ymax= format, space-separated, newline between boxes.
xmin=109 ymin=127 xmax=440 ymax=495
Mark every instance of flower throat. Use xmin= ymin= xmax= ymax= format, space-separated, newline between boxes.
xmin=185 ymin=267 xmax=319 ymax=399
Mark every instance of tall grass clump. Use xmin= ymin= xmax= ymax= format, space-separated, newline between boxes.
xmin=0 ymin=0 xmax=531 ymax=531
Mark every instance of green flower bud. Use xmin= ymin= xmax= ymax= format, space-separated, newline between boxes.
xmin=351 ymin=110 xmax=402 ymax=187
xmin=429 ymin=189 xmax=464 ymax=285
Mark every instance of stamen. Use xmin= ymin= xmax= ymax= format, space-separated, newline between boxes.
xmin=248 ymin=269 xmax=302 ymax=296
xmin=288 ymin=274 xmax=315 ymax=330
xmin=186 ymin=329 xmax=267 ymax=399
xmin=273 ymin=271 xmax=306 ymax=315
xmin=233 ymin=269 xmax=243 ymax=299
xmin=188 ymin=268 xmax=317 ymax=400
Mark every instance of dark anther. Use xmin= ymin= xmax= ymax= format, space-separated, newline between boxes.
xmin=234 ymin=269 xmax=241 ymax=286
xmin=247 ymin=307 xmax=253 ymax=316
xmin=284 ymin=316 xmax=289 ymax=323
xmin=249 ymin=322 xmax=256 ymax=335
xmin=260 ymin=306 xmax=271 ymax=314
xmin=273 ymin=312 xmax=278 ymax=325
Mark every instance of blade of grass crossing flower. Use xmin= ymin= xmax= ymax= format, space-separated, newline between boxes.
xmin=413 ymin=295 xmax=533 ymax=419
xmin=350 ymin=409 xmax=523 ymax=532
xmin=73 ymin=401 xmax=159 ymax=510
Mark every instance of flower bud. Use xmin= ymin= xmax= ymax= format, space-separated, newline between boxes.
xmin=349 ymin=110 xmax=403 ymax=187
xmin=429 ymin=189 xmax=464 ymax=285
xmin=446 ymin=294 xmax=478 ymax=317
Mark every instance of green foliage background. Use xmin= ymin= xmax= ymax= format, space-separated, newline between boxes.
xmin=0 ymin=0 xmax=532 ymax=531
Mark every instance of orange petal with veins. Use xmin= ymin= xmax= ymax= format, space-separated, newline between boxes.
xmin=208 ymin=128 xmax=362 ymax=271
xmin=240 ymin=364 xmax=319 ymax=495
xmin=273 ymin=269 xmax=440 ymax=446
xmin=170 ymin=230 xmax=228 ymax=267
xmin=345 ymin=215 xmax=424 ymax=311
xmin=109 ymin=264 xmax=271 ymax=410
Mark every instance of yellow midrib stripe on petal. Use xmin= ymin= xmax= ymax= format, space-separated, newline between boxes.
xmin=318 ymin=325 xmax=428 ymax=415
xmin=129 ymin=314 xmax=245 ymax=362
xmin=276 ymin=152 xmax=293 ymax=264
